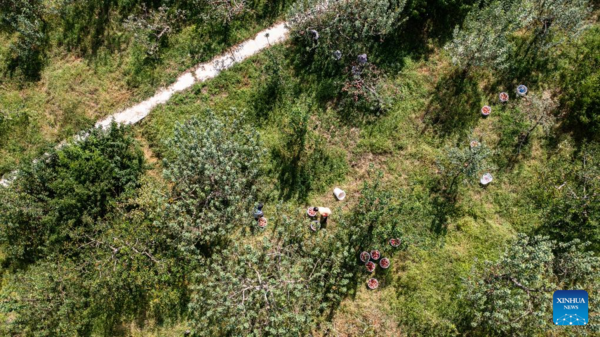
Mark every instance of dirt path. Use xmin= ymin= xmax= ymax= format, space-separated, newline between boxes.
xmin=1 ymin=22 xmax=289 ymax=187
xmin=95 ymin=22 xmax=288 ymax=128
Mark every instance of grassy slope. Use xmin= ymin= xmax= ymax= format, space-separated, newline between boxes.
xmin=2 ymin=7 xmax=594 ymax=336
xmin=132 ymin=28 xmax=570 ymax=333
xmin=0 ymin=5 xmax=286 ymax=175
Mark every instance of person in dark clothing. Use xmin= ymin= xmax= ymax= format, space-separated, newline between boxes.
xmin=254 ymin=203 xmax=264 ymax=220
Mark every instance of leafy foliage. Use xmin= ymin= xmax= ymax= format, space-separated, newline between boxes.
xmin=2 ymin=1 xmax=600 ymax=336
xmin=287 ymin=0 xmax=407 ymax=61
xmin=162 ymin=110 xmax=263 ymax=255
xmin=201 ymin=0 xmax=250 ymax=24
xmin=341 ymin=61 xmax=390 ymax=113
xmin=0 ymin=125 xmax=184 ymax=337
xmin=436 ymin=141 xmax=493 ymax=191
xmin=188 ymin=171 xmax=402 ymax=336
xmin=287 ymin=0 xmax=406 ymax=113
xmin=0 ymin=189 xmax=188 ymax=336
xmin=0 ymin=123 xmax=145 ymax=262
xmin=0 ymin=260 xmax=92 ymax=336
xmin=0 ymin=0 xmax=48 ymax=78
xmin=445 ymin=1 xmax=517 ymax=70
xmin=188 ymin=210 xmax=325 ymax=336
xmin=463 ymin=234 xmax=600 ymax=335
xmin=124 ymin=5 xmax=187 ymax=60
xmin=446 ymin=0 xmax=592 ymax=71
xmin=558 ymin=25 xmax=600 ymax=138
xmin=530 ymin=143 xmax=600 ymax=250
xmin=496 ymin=94 xmax=558 ymax=167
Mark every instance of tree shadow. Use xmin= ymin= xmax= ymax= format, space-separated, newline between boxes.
xmin=485 ymin=41 xmax=553 ymax=99
xmin=429 ymin=192 xmax=460 ymax=237
xmin=253 ymin=0 xmax=290 ymax=22
xmin=271 ymin=149 xmax=311 ymax=202
xmin=268 ymin=108 xmax=312 ymax=202
xmin=423 ymin=69 xmax=484 ymax=138
xmin=320 ymin=221 xmax=377 ymax=327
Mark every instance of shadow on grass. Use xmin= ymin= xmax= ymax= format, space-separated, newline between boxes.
xmin=429 ymin=192 xmax=461 ymax=237
xmin=319 ymin=222 xmax=377 ymax=327
xmin=423 ymin=69 xmax=484 ymax=138
xmin=271 ymin=150 xmax=311 ymax=202
xmin=280 ymin=0 xmax=481 ymax=130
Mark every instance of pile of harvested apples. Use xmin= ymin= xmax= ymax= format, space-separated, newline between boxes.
xmin=361 ymin=238 xmax=401 ymax=290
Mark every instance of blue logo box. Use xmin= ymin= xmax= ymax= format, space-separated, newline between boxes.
xmin=553 ymin=290 xmax=588 ymax=326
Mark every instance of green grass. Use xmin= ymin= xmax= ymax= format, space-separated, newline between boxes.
xmin=2 ymin=7 xmax=597 ymax=335
xmin=134 ymin=21 xmax=594 ymax=334
xmin=0 ymin=7 xmax=287 ymax=176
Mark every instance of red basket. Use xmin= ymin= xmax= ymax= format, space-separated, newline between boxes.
xmin=370 ymin=250 xmax=381 ymax=260
xmin=360 ymin=251 xmax=370 ymax=263
xmin=389 ymin=238 xmax=401 ymax=247
xmin=481 ymin=106 xmax=491 ymax=116
xmin=367 ymin=278 xmax=379 ymax=290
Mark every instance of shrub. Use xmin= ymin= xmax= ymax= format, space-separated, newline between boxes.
xmin=463 ymin=234 xmax=600 ymax=335
xmin=530 ymin=143 xmax=600 ymax=251
xmin=497 ymin=94 xmax=557 ymax=167
xmin=0 ymin=0 xmax=48 ymax=79
xmin=201 ymin=0 xmax=250 ymax=25
xmin=0 ymin=260 xmax=91 ymax=336
xmin=341 ymin=61 xmax=391 ymax=113
xmin=287 ymin=0 xmax=407 ymax=62
xmin=187 ymin=177 xmax=417 ymax=335
xmin=558 ymin=26 xmax=600 ymax=138
xmin=446 ymin=0 xmax=592 ymax=71
xmin=188 ymin=206 xmax=348 ymax=336
xmin=436 ymin=141 xmax=493 ymax=192
xmin=0 ymin=197 xmax=187 ymax=336
xmin=0 ymin=123 xmax=145 ymax=262
xmin=162 ymin=110 xmax=264 ymax=254
xmin=287 ymin=1 xmax=405 ymax=115
xmin=445 ymin=1 xmax=517 ymax=71
xmin=123 ymin=5 xmax=187 ymax=61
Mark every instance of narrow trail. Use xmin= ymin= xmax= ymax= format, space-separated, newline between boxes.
xmin=1 ymin=22 xmax=289 ymax=186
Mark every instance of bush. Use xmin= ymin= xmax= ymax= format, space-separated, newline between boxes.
xmin=188 ymin=217 xmax=323 ymax=336
xmin=0 ymin=260 xmax=92 ymax=336
xmin=0 ymin=191 xmax=187 ymax=336
xmin=0 ymin=123 xmax=145 ymax=262
xmin=190 ymin=172 xmax=411 ymax=337
xmin=463 ymin=234 xmax=600 ymax=335
xmin=200 ymin=0 xmax=250 ymax=25
xmin=123 ymin=5 xmax=187 ymax=61
xmin=495 ymin=94 xmax=557 ymax=166
xmin=287 ymin=0 xmax=407 ymax=113
xmin=436 ymin=141 xmax=493 ymax=192
xmin=529 ymin=143 xmax=600 ymax=251
xmin=287 ymin=0 xmax=407 ymax=63
xmin=558 ymin=26 xmax=600 ymax=138
xmin=162 ymin=110 xmax=264 ymax=254
xmin=341 ymin=61 xmax=391 ymax=113
xmin=0 ymin=0 xmax=48 ymax=79
xmin=184 ymin=172 xmax=407 ymax=336
xmin=446 ymin=0 xmax=592 ymax=71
